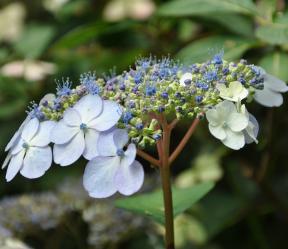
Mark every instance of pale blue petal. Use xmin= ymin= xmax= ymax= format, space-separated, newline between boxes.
xmin=254 ymin=88 xmax=283 ymax=107
xmin=21 ymin=118 xmax=39 ymax=142
xmin=122 ymin=143 xmax=137 ymax=167
xmin=53 ymin=131 xmax=85 ymax=166
xmin=88 ymin=100 xmax=122 ymax=131
xmin=244 ymin=114 xmax=259 ymax=144
xmin=50 ymin=120 xmax=79 ymax=144
xmin=97 ymin=129 xmax=118 ymax=156
xmin=2 ymin=152 xmax=12 ymax=169
xmin=30 ymin=121 xmax=56 ymax=147
xmin=265 ymin=74 xmax=288 ymax=92
xmin=74 ymin=94 xmax=103 ymax=123
xmin=114 ymin=129 xmax=129 ymax=149
xmin=83 ymin=156 xmax=120 ymax=198
xmin=115 ymin=160 xmax=144 ymax=196
xmin=63 ymin=108 xmax=82 ymax=126
xmin=20 ymin=146 xmax=52 ymax=179
xmin=83 ymin=129 xmax=100 ymax=160
xmin=6 ymin=150 xmax=25 ymax=182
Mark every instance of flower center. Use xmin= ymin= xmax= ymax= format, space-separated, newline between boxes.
xmin=116 ymin=149 xmax=125 ymax=157
xmin=80 ymin=123 xmax=88 ymax=131
xmin=22 ymin=142 xmax=29 ymax=149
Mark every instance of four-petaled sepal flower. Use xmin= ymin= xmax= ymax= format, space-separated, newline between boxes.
xmin=83 ymin=129 xmax=144 ymax=198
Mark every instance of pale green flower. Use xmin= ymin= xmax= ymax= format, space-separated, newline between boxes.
xmin=206 ymin=100 xmax=249 ymax=150
xmin=217 ymin=81 xmax=248 ymax=102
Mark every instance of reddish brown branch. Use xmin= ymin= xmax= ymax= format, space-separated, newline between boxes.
xmin=169 ymin=118 xmax=200 ymax=165
xmin=137 ymin=149 xmax=160 ymax=167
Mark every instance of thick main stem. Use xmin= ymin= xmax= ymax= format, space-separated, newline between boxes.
xmin=160 ymin=118 xmax=175 ymax=249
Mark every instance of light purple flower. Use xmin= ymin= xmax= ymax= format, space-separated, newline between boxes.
xmin=4 ymin=118 xmax=55 ymax=181
xmin=51 ymin=94 xmax=122 ymax=166
xmin=83 ymin=129 xmax=144 ymax=198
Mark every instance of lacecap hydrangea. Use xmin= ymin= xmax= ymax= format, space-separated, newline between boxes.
xmin=2 ymin=54 xmax=287 ymax=198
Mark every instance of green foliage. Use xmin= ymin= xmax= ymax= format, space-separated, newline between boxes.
xmin=115 ymin=182 xmax=214 ymax=224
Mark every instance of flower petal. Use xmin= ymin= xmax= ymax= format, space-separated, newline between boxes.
xmin=227 ymin=113 xmax=248 ymax=132
xmin=11 ymin=138 xmax=24 ymax=155
xmin=122 ymin=143 xmax=137 ymax=167
xmin=221 ymin=128 xmax=245 ymax=150
xmin=50 ymin=120 xmax=79 ymax=144
xmin=53 ymin=131 xmax=85 ymax=166
xmin=30 ymin=121 xmax=56 ymax=147
xmin=83 ymin=129 xmax=100 ymax=160
xmin=97 ymin=129 xmax=118 ymax=156
xmin=115 ymin=160 xmax=144 ymax=196
xmin=114 ymin=129 xmax=129 ymax=149
xmin=74 ymin=94 xmax=103 ymax=123
xmin=206 ymin=109 xmax=221 ymax=126
xmin=83 ymin=156 xmax=120 ymax=198
xmin=89 ymin=100 xmax=122 ymax=131
xmin=264 ymin=74 xmax=288 ymax=92
xmin=20 ymin=146 xmax=52 ymax=179
xmin=6 ymin=150 xmax=25 ymax=182
xmin=2 ymin=152 xmax=12 ymax=169
xmin=244 ymin=114 xmax=259 ymax=144
xmin=21 ymin=118 xmax=39 ymax=142
xmin=254 ymin=88 xmax=284 ymax=107
xmin=208 ymin=124 xmax=226 ymax=140
xmin=39 ymin=93 xmax=56 ymax=105
xmin=63 ymin=108 xmax=82 ymax=126
xmin=180 ymin=73 xmax=192 ymax=86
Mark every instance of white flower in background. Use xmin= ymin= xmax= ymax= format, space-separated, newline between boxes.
xmin=179 ymin=72 xmax=192 ymax=86
xmin=103 ymin=0 xmax=155 ymax=22
xmin=83 ymin=129 xmax=144 ymax=198
xmin=254 ymin=72 xmax=288 ymax=107
xmin=43 ymin=0 xmax=70 ymax=13
xmin=51 ymin=94 xmax=122 ymax=166
xmin=240 ymin=105 xmax=259 ymax=144
xmin=206 ymin=100 xmax=249 ymax=150
xmin=217 ymin=81 xmax=248 ymax=102
xmin=0 ymin=60 xmax=56 ymax=81
xmin=0 ymin=3 xmax=25 ymax=42
xmin=4 ymin=118 xmax=55 ymax=181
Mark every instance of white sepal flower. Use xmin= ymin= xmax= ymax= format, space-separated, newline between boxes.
xmin=254 ymin=70 xmax=288 ymax=107
xmin=217 ymin=81 xmax=248 ymax=102
xmin=206 ymin=100 xmax=249 ymax=150
xmin=240 ymin=105 xmax=259 ymax=144
xmin=83 ymin=129 xmax=144 ymax=198
xmin=51 ymin=94 xmax=122 ymax=166
xmin=179 ymin=72 xmax=192 ymax=86
xmin=4 ymin=118 xmax=55 ymax=181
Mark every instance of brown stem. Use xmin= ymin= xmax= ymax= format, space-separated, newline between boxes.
xmin=160 ymin=116 xmax=175 ymax=249
xmin=169 ymin=118 xmax=200 ymax=165
xmin=137 ymin=149 xmax=160 ymax=167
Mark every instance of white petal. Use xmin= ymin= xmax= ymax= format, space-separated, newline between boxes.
xmin=208 ymin=124 xmax=226 ymax=140
xmin=206 ymin=109 xmax=221 ymax=126
xmin=6 ymin=150 xmax=25 ymax=182
xmin=265 ymin=74 xmax=288 ymax=92
xmin=20 ymin=147 xmax=52 ymax=179
xmin=97 ymin=129 xmax=118 ymax=156
xmin=21 ymin=118 xmax=39 ymax=142
xmin=53 ymin=132 xmax=85 ymax=166
xmin=83 ymin=156 xmax=120 ymax=198
xmin=227 ymin=113 xmax=248 ymax=132
xmin=11 ymin=138 xmax=24 ymax=155
xmin=221 ymin=128 xmax=245 ymax=150
xmin=89 ymin=100 xmax=122 ymax=131
xmin=2 ymin=153 xmax=12 ymax=169
xmin=244 ymin=114 xmax=259 ymax=144
xmin=123 ymin=143 xmax=137 ymax=167
xmin=115 ymin=160 xmax=144 ymax=196
xmin=83 ymin=129 xmax=100 ymax=160
xmin=114 ymin=129 xmax=129 ymax=149
xmin=254 ymin=88 xmax=284 ymax=107
xmin=216 ymin=100 xmax=236 ymax=118
xmin=50 ymin=120 xmax=79 ymax=144
xmin=74 ymin=94 xmax=103 ymax=123
xmin=63 ymin=108 xmax=82 ymax=126
xmin=30 ymin=121 xmax=56 ymax=147
xmin=5 ymin=116 xmax=30 ymax=152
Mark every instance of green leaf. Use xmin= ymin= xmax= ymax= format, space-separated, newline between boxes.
xmin=14 ymin=24 xmax=55 ymax=59
xmin=259 ymin=52 xmax=288 ymax=81
xmin=115 ymin=182 xmax=215 ymax=224
xmin=158 ymin=0 xmax=259 ymax=17
xmin=255 ymin=23 xmax=288 ymax=45
xmin=176 ymin=36 xmax=257 ymax=64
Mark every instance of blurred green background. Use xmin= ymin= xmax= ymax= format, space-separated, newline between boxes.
xmin=0 ymin=0 xmax=288 ymax=248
